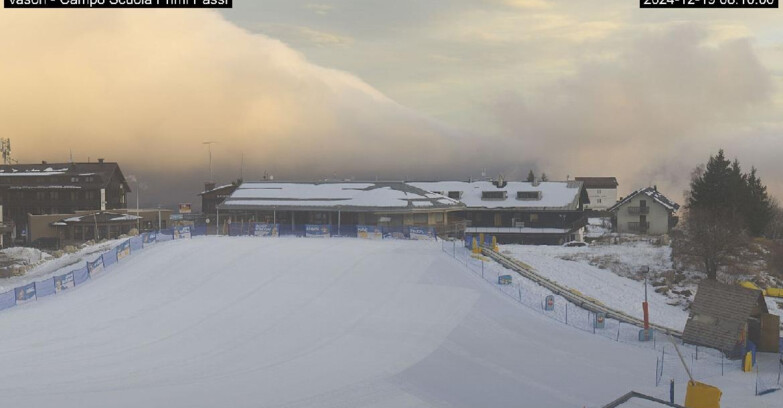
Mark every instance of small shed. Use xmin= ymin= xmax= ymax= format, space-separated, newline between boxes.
xmin=682 ymin=280 xmax=779 ymax=358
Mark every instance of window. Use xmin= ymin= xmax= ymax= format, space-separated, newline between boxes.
xmin=71 ymin=192 xmax=78 ymax=201
xmin=49 ymin=191 xmax=59 ymax=200
xmin=481 ymin=191 xmax=506 ymax=200
xmin=530 ymin=214 xmax=539 ymax=223
xmin=516 ymin=191 xmax=541 ymax=200
xmin=447 ymin=191 xmax=462 ymax=200
xmin=413 ymin=213 xmax=428 ymax=224
xmin=431 ymin=213 xmax=444 ymax=224
xmin=494 ymin=213 xmax=502 ymax=227
xmin=71 ymin=177 xmax=79 ymax=183
xmin=35 ymin=192 xmax=46 ymax=200
xmin=597 ymin=198 xmax=602 ymax=203
xmin=597 ymin=189 xmax=602 ymax=194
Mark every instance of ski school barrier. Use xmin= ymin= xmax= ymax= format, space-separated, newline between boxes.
xmin=441 ymin=238 xmax=737 ymax=393
xmin=0 ymin=231 xmax=172 ymax=314
xmin=225 ymin=223 xmax=437 ymax=241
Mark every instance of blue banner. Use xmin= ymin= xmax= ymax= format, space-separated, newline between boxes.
xmin=130 ymin=235 xmax=144 ymax=252
xmin=174 ymin=226 xmax=192 ymax=239
xmin=254 ymin=223 xmax=279 ymax=237
xmin=88 ymin=256 xmax=105 ymax=277
xmin=73 ymin=267 xmax=89 ymax=285
xmin=0 ymin=290 xmax=15 ymax=311
xmin=55 ymin=272 xmax=75 ymax=293
xmin=357 ymin=225 xmax=383 ymax=240
xmin=15 ymin=283 xmax=36 ymax=305
xmin=35 ymin=278 xmax=56 ymax=298
xmin=103 ymin=247 xmax=117 ymax=267
xmin=409 ymin=226 xmax=435 ymax=241
xmin=117 ymin=240 xmax=131 ymax=261
xmin=143 ymin=231 xmax=157 ymax=246
xmin=305 ymin=224 xmax=331 ymax=238
xmin=544 ymin=295 xmax=555 ymax=311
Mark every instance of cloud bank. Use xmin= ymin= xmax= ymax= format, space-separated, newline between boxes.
xmin=0 ymin=11 xmax=473 ymax=206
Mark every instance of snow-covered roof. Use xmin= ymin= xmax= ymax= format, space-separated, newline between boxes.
xmin=409 ymin=181 xmax=586 ymax=210
xmin=218 ymin=182 xmax=462 ymax=212
xmin=199 ymin=184 xmax=235 ymax=195
xmin=54 ymin=212 xmax=142 ymax=225
xmin=608 ymin=187 xmax=680 ymax=213
xmin=9 ymin=185 xmax=83 ymax=190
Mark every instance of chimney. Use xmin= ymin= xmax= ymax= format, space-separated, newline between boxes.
xmin=98 ymin=158 xmax=104 ymax=163
xmin=42 ymin=160 xmax=47 ymax=164
xmin=205 ymin=182 xmax=216 ymax=192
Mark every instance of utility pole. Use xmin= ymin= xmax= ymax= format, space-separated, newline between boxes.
xmin=203 ymin=141 xmax=217 ymax=182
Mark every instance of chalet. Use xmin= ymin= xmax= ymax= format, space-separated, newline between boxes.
xmin=683 ymin=280 xmax=779 ymax=358
xmin=575 ymin=177 xmax=618 ymax=211
xmin=410 ymin=180 xmax=589 ymax=245
xmin=216 ymin=181 xmax=463 ymax=236
xmin=199 ymin=182 xmax=239 ymax=216
xmin=608 ymin=186 xmax=679 ymax=235
xmin=0 ymin=160 xmax=130 ymax=245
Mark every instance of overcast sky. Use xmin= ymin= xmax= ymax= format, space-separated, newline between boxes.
xmin=2 ymin=2 xmax=782 ymax=208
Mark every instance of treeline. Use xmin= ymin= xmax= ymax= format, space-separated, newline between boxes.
xmin=674 ymin=149 xmax=778 ymax=280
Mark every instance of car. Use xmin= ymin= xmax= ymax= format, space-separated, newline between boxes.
xmin=562 ymin=241 xmax=588 ymax=247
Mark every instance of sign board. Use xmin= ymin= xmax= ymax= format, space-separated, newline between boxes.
xmin=55 ymin=272 xmax=75 ymax=293
xmin=87 ymin=256 xmax=105 ymax=277
xmin=173 ymin=226 xmax=192 ymax=239
xmin=170 ymin=214 xmax=184 ymax=221
xmin=409 ymin=226 xmax=436 ymax=241
xmin=305 ymin=224 xmax=331 ymax=238
xmin=544 ymin=295 xmax=555 ymax=311
xmin=117 ymin=240 xmax=131 ymax=261
xmin=178 ymin=203 xmax=192 ymax=214
xmin=357 ymin=225 xmax=382 ymax=240
xmin=254 ymin=223 xmax=279 ymax=237
xmin=15 ymin=283 xmax=36 ymax=305
xmin=594 ymin=312 xmax=606 ymax=329
xmin=143 ymin=232 xmax=157 ymax=246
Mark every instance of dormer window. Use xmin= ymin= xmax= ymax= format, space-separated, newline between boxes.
xmin=516 ymin=191 xmax=541 ymax=200
xmin=447 ymin=191 xmax=462 ymax=200
xmin=481 ymin=191 xmax=506 ymax=200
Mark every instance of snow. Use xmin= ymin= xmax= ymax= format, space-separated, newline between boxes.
xmin=0 ymin=247 xmax=51 ymax=265
xmin=0 ymin=239 xmax=126 ymax=292
xmin=500 ymin=243 xmax=689 ymax=330
xmin=223 ymin=182 xmax=458 ymax=208
xmin=0 ymin=237 xmax=776 ymax=407
xmin=110 ymin=215 xmax=143 ymax=221
xmin=410 ymin=181 xmax=582 ymax=209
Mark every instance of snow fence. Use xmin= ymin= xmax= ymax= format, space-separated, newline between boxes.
xmin=441 ymin=239 xmax=782 ymax=399
xmin=0 ymin=230 xmax=181 ymax=314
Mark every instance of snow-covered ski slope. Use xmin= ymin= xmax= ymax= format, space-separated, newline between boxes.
xmin=0 ymin=237 xmax=769 ymax=407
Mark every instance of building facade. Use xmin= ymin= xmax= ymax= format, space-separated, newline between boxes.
xmin=0 ymin=160 xmax=130 ymax=245
xmin=575 ymin=177 xmax=618 ymax=211
xmin=608 ymin=186 xmax=679 ymax=235
xmin=410 ymin=180 xmax=589 ymax=244
xmin=216 ymin=181 xmax=463 ymax=236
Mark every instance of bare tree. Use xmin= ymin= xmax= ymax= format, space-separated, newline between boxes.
xmin=672 ymin=207 xmax=749 ymax=280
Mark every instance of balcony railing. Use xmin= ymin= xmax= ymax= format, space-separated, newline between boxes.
xmin=627 ymin=206 xmax=650 ymax=215
xmin=627 ymin=222 xmax=650 ymax=232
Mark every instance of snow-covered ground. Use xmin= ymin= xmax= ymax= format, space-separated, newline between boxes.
xmin=499 ymin=243 xmax=690 ymax=331
xmin=0 ymin=238 xmax=126 ymax=293
xmin=0 ymin=237 xmax=777 ymax=407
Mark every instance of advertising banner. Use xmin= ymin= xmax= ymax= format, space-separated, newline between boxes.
xmin=87 ymin=256 xmax=105 ymax=277
xmin=253 ymin=223 xmax=279 ymax=237
xmin=544 ymin=295 xmax=555 ymax=311
xmin=15 ymin=283 xmax=36 ymax=305
xmin=173 ymin=226 xmax=192 ymax=239
xmin=178 ymin=203 xmax=192 ymax=214
xmin=0 ymin=290 xmax=15 ymax=311
xmin=143 ymin=232 xmax=157 ymax=246
xmin=305 ymin=224 xmax=331 ymax=238
xmin=357 ymin=225 xmax=382 ymax=240
xmin=595 ymin=312 xmax=606 ymax=329
xmin=117 ymin=240 xmax=131 ymax=261
xmin=55 ymin=272 xmax=75 ymax=293
xmin=409 ymin=226 xmax=435 ymax=241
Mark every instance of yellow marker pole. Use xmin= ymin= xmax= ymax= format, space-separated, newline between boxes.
xmin=492 ymin=236 xmax=498 ymax=252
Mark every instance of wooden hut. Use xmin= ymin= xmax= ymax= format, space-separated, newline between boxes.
xmin=683 ymin=280 xmax=779 ymax=358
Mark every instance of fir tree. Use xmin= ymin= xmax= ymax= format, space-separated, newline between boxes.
xmin=526 ymin=170 xmax=535 ymax=183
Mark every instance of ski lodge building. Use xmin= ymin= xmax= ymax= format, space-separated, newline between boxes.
xmin=410 ymin=180 xmax=590 ymax=244
xmin=215 ymin=181 xmax=463 ymax=236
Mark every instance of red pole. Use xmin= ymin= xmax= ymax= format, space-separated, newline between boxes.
xmin=643 ymin=301 xmax=650 ymax=330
